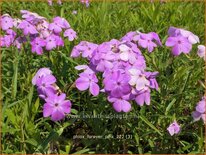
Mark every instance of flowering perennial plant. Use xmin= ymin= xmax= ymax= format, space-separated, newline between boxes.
xmin=0 ymin=11 xmax=77 ymax=54
xmin=72 ymin=32 xmax=161 ymax=112
xmin=3 ymin=6 xmax=203 ymax=133
xmin=32 ymin=68 xmax=72 ymax=121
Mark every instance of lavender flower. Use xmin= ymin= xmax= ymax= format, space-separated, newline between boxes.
xmin=49 ymin=16 xmax=70 ymax=33
xmin=75 ymin=68 xmax=100 ymax=96
xmin=43 ymin=93 xmax=71 ymax=121
xmin=64 ymin=28 xmax=77 ymax=41
xmin=167 ymin=121 xmax=180 ymax=136
xmin=0 ymin=14 xmax=13 ymax=30
xmin=128 ymin=68 xmax=149 ymax=91
xmin=45 ymin=34 xmax=57 ymax=50
xmin=104 ymin=71 xmax=131 ymax=98
xmin=0 ymin=34 xmax=15 ymax=47
xmin=17 ymin=20 xmax=38 ymax=35
xmin=137 ymin=32 xmax=160 ymax=53
xmin=197 ymin=45 xmax=205 ymax=60
xmin=192 ymin=98 xmax=205 ymax=124
xmin=71 ymin=41 xmax=98 ymax=59
xmin=146 ymin=72 xmax=159 ymax=89
xmin=36 ymin=74 xmax=56 ymax=96
xmin=31 ymin=37 xmax=46 ymax=55
xmin=32 ymin=68 xmax=52 ymax=85
xmin=165 ymin=36 xmax=192 ymax=56
xmin=168 ymin=26 xmax=199 ymax=44
xmin=166 ymin=27 xmax=199 ymax=56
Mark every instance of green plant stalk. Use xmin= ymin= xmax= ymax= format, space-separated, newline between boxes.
xmin=21 ymin=119 xmax=26 ymax=153
xmin=12 ymin=48 xmax=19 ymax=99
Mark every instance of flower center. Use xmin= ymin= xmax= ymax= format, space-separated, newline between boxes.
xmin=54 ymin=103 xmax=59 ymax=107
xmin=117 ymin=82 xmax=121 ymax=85
xmin=177 ymin=40 xmax=181 ymax=44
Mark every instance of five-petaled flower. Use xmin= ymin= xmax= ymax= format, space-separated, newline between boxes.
xmin=43 ymin=93 xmax=72 ymax=121
xmin=76 ymin=69 xmax=100 ymax=96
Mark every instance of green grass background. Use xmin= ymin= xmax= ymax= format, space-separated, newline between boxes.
xmin=1 ymin=0 xmax=205 ymax=154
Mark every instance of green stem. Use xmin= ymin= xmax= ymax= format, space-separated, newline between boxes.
xmin=12 ymin=48 xmax=19 ymax=99
xmin=21 ymin=119 xmax=26 ymax=153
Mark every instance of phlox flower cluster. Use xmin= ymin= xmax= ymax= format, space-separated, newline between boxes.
xmin=120 ymin=31 xmax=162 ymax=53
xmin=165 ymin=26 xmax=200 ymax=56
xmin=71 ymin=31 xmax=161 ymax=112
xmin=32 ymin=68 xmax=72 ymax=121
xmin=0 ymin=10 xmax=77 ymax=55
xmin=192 ymin=97 xmax=205 ymax=124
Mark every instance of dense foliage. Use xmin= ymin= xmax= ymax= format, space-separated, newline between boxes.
xmin=1 ymin=1 xmax=205 ymax=154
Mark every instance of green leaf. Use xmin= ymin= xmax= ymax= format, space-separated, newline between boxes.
xmin=73 ymin=148 xmax=90 ymax=154
xmin=5 ymin=109 xmax=17 ymax=126
xmin=28 ymin=86 xmax=34 ymax=107
xmin=33 ymin=98 xmax=40 ymax=113
xmin=139 ymin=115 xmax=163 ymax=136
xmin=71 ymin=109 xmax=78 ymax=115
xmin=165 ymin=98 xmax=176 ymax=115
xmin=12 ymin=50 xmax=19 ymax=99
xmin=35 ymin=130 xmax=59 ymax=152
xmin=25 ymin=139 xmax=38 ymax=147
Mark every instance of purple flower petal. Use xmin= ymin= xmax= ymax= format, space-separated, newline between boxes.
xmin=172 ymin=44 xmax=181 ymax=56
xmin=89 ymin=82 xmax=100 ymax=96
xmin=51 ymin=109 xmax=65 ymax=121
xmin=165 ymin=37 xmax=176 ymax=46
xmin=43 ymin=103 xmax=53 ymax=117
xmin=122 ymin=100 xmax=131 ymax=112
xmin=61 ymin=100 xmax=72 ymax=113
xmin=75 ymin=77 xmax=90 ymax=91
xmin=135 ymin=93 xmax=144 ymax=106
